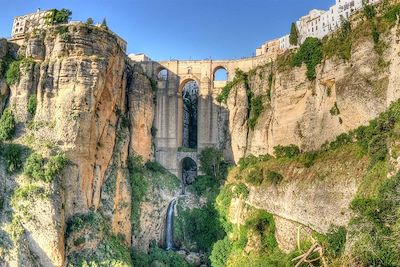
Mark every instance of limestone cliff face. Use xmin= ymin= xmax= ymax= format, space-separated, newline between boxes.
xmin=225 ymin=25 xmax=400 ymax=163
xmin=0 ymin=24 xmax=154 ymax=266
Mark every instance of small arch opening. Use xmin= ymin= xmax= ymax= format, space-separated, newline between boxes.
xmin=182 ymin=80 xmax=198 ymax=149
xmin=214 ymin=67 xmax=228 ymax=81
xmin=157 ymin=68 xmax=168 ymax=81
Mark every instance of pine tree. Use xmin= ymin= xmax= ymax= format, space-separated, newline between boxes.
xmin=101 ymin=18 xmax=108 ymax=29
xmin=289 ymin=22 xmax=299 ymax=46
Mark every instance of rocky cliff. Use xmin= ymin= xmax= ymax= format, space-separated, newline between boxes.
xmin=0 ymin=23 xmax=155 ymax=266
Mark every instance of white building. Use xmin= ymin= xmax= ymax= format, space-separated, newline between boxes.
xmin=255 ymin=0 xmax=381 ymax=57
xmin=11 ymin=9 xmax=50 ymax=38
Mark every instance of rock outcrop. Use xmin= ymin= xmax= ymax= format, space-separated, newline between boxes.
xmin=0 ymin=24 xmax=154 ymax=266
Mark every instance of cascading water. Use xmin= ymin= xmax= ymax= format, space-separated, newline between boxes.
xmin=165 ymin=198 xmax=177 ymax=250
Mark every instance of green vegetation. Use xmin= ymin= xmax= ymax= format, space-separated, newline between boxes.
xmin=101 ymin=18 xmax=108 ymax=29
xmin=199 ymin=147 xmax=228 ymax=181
xmin=273 ymin=144 xmax=301 ymax=159
xmin=289 ymin=22 xmax=299 ymax=46
xmin=27 ymin=95 xmax=37 ymax=116
xmin=0 ymin=108 xmax=16 ymax=141
xmin=210 ymin=236 xmax=231 ymax=267
xmin=216 ymin=69 xmax=248 ymax=104
xmin=248 ymin=95 xmax=264 ymax=130
xmin=5 ymin=57 xmax=36 ymax=86
xmin=12 ymin=184 xmax=46 ymax=202
xmin=266 ymin=170 xmax=283 ymax=185
xmin=45 ymin=9 xmax=72 ymax=25
xmin=127 ymin=155 xmax=149 ymax=231
xmin=330 ymin=102 xmax=340 ymax=116
xmin=66 ymin=212 xmax=133 ymax=267
xmin=291 ymin=37 xmax=323 ymax=80
xmin=238 ymin=154 xmax=272 ymax=171
xmin=0 ymin=143 xmax=24 ymax=174
xmin=24 ymin=152 xmax=68 ymax=182
xmin=85 ymin=17 xmax=94 ymax=26
xmin=0 ymin=52 xmax=16 ymax=79
xmin=132 ymin=241 xmax=189 ymax=267
xmin=350 ymin=172 xmax=400 ymax=266
xmin=232 ymin=183 xmax=249 ymax=198
xmin=176 ymin=203 xmax=225 ymax=253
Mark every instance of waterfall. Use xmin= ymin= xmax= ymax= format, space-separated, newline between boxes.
xmin=165 ymin=198 xmax=177 ymax=250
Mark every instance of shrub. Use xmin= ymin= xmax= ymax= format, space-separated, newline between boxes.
xmin=13 ymin=184 xmax=46 ymax=201
xmin=216 ymin=69 xmax=248 ymax=104
xmin=350 ymin=172 xmax=400 ymax=266
xmin=0 ymin=53 xmax=16 ymax=79
xmin=210 ymin=237 xmax=232 ymax=267
xmin=322 ymin=20 xmax=352 ymax=61
xmin=148 ymin=243 xmax=189 ymax=267
xmin=328 ymin=133 xmax=353 ymax=150
xmin=1 ymin=144 xmax=24 ymax=174
xmin=85 ymin=17 xmax=94 ymax=25
xmin=245 ymin=210 xmax=277 ymax=250
xmin=190 ymin=175 xmax=218 ymax=195
xmin=266 ymin=170 xmax=283 ymax=185
xmin=248 ymin=95 xmax=264 ymax=130
xmin=5 ymin=60 xmax=20 ymax=86
xmin=291 ymin=37 xmax=323 ymax=80
xmin=145 ymin=161 xmax=166 ymax=173
xmin=0 ymin=109 xmax=16 ymax=141
xmin=27 ymin=95 xmax=37 ymax=116
xmin=43 ymin=153 xmax=68 ymax=182
xmin=326 ymin=226 xmax=347 ymax=258
xmin=199 ymin=147 xmax=227 ymax=180
xmin=238 ymin=154 xmax=272 ymax=171
xmin=45 ymin=9 xmax=72 ymax=25
xmin=330 ymin=102 xmax=340 ymax=116
xmin=245 ymin=168 xmax=264 ymax=186
xmin=233 ymin=183 xmax=249 ymax=198
xmin=24 ymin=153 xmax=67 ymax=182
xmin=274 ymin=144 xmax=301 ymax=159
xmin=24 ymin=153 xmax=44 ymax=181
xmin=299 ymin=151 xmax=319 ymax=168
xmin=383 ymin=3 xmax=400 ymax=23
xmin=178 ymin=204 xmax=225 ymax=253
xmin=363 ymin=3 xmax=376 ymax=20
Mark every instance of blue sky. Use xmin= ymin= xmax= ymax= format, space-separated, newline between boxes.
xmin=0 ymin=0 xmax=334 ymax=60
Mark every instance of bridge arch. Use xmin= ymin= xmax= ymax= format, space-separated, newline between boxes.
xmin=156 ymin=67 xmax=168 ymax=81
xmin=179 ymin=79 xmax=199 ymax=149
xmin=213 ymin=66 xmax=228 ymax=81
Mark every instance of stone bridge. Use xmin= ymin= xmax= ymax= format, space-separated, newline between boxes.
xmin=138 ymin=55 xmax=271 ymax=177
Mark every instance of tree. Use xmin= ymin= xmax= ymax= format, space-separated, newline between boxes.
xmin=289 ymin=22 xmax=299 ymax=46
xmin=45 ymin=9 xmax=72 ymax=25
xmin=101 ymin=18 xmax=108 ymax=29
xmin=85 ymin=17 xmax=94 ymax=26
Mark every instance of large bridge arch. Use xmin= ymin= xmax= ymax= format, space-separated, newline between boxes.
xmin=135 ymin=55 xmax=273 ymax=175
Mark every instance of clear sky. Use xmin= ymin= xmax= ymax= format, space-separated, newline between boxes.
xmin=0 ymin=0 xmax=334 ymax=61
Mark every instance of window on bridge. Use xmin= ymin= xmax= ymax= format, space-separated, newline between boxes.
xmin=213 ymin=67 xmax=228 ymax=81
xmin=181 ymin=157 xmax=197 ymax=186
xmin=157 ymin=68 xmax=168 ymax=81
xmin=182 ymin=80 xmax=198 ymax=149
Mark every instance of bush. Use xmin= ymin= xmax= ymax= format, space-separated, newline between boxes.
xmin=245 ymin=168 xmax=264 ymax=186
xmin=190 ymin=175 xmax=218 ymax=195
xmin=238 ymin=154 xmax=272 ymax=171
xmin=24 ymin=153 xmax=67 ymax=182
xmin=216 ymin=69 xmax=248 ymax=104
xmin=245 ymin=210 xmax=278 ymax=250
xmin=43 ymin=153 xmax=68 ymax=182
xmin=299 ymin=151 xmax=319 ymax=168
xmin=266 ymin=170 xmax=283 ymax=185
xmin=363 ymin=3 xmax=376 ymax=20
xmin=178 ymin=204 xmax=225 ymax=253
xmin=199 ymin=147 xmax=227 ymax=180
xmin=5 ymin=60 xmax=20 ymax=86
xmin=0 ymin=108 xmax=16 ymax=141
xmin=27 ymin=95 xmax=37 ymax=116
xmin=233 ymin=183 xmax=249 ymax=198
xmin=147 ymin=241 xmax=189 ymax=267
xmin=145 ymin=161 xmax=166 ymax=173
xmin=1 ymin=144 xmax=24 ymax=174
xmin=291 ymin=37 xmax=323 ymax=80
xmin=326 ymin=226 xmax=347 ymax=258
xmin=210 ymin=237 xmax=232 ymax=267
xmin=350 ymin=172 xmax=400 ymax=266
xmin=248 ymin=95 xmax=264 ymax=130
xmin=274 ymin=144 xmax=301 ymax=159
xmin=24 ymin=153 xmax=44 ymax=180
xmin=45 ymin=9 xmax=72 ymax=25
